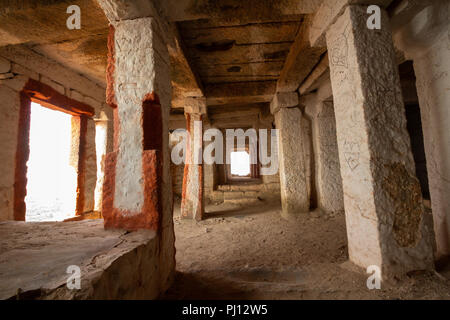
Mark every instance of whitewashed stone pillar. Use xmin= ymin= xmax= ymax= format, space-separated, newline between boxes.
xmin=181 ymin=99 xmax=206 ymax=221
xmin=271 ymin=92 xmax=310 ymax=217
xmin=102 ymin=17 xmax=172 ymax=233
xmin=326 ymin=5 xmax=434 ymax=277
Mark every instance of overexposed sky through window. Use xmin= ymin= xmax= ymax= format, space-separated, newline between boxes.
xmin=25 ymin=102 xmax=77 ymax=221
xmin=230 ymin=151 xmax=250 ymax=177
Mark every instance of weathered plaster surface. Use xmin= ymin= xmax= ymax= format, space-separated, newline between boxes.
xmin=113 ymin=17 xmax=171 ymax=213
xmin=327 ymin=5 xmax=434 ymax=276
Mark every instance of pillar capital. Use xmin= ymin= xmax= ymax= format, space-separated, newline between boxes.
xmin=184 ymin=97 xmax=207 ymax=115
xmin=270 ymin=91 xmax=299 ymax=115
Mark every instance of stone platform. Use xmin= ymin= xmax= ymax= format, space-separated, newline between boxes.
xmin=0 ymin=219 xmax=162 ymax=299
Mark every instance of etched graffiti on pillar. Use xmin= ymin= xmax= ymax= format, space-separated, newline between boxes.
xmin=343 ymin=140 xmax=361 ymax=171
xmin=367 ymin=5 xmax=381 ymax=30
xmin=330 ymin=24 xmax=350 ymax=83
xmin=330 ymin=33 xmax=348 ymax=69
xmin=66 ymin=5 xmax=81 ymax=30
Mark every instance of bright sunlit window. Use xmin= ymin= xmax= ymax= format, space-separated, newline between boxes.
xmin=25 ymin=102 xmax=77 ymax=222
xmin=230 ymin=151 xmax=250 ymax=177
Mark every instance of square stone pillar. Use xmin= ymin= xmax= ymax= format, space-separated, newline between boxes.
xmin=303 ymin=93 xmax=344 ymax=214
xmin=181 ymin=99 xmax=206 ymax=221
xmin=271 ymin=92 xmax=310 ymax=217
xmin=326 ymin=5 xmax=434 ymax=277
xmin=81 ymin=118 xmax=97 ymax=214
xmin=102 ymin=17 xmax=172 ymax=232
xmin=393 ymin=1 xmax=450 ymax=258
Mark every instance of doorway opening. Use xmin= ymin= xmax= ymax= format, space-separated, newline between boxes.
xmin=399 ymin=60 xmax=430 ymax=200
xmin=230 ymin=151 xmax=251 ymax=177
xmin=25 ymin=102 xmax=77 ymax=221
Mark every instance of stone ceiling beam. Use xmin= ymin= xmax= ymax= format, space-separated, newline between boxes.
xmin=159 ymin=0 xmax=323 ymax=22
xmin=204 ymin=81 xmax=276 ymax=106
xmin=276 ymin=15 xmax=326 ymax=93
xmin=298 ymin=52 xmax=329 ymax=95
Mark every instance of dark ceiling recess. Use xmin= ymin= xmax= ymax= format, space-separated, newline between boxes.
xmin=195 ymin=40 xmax=236 ymax=52
xmin=264 ymin=50 xmax=289 ymax=60
xmin=227 ymin=66 xmax=242 ymax=73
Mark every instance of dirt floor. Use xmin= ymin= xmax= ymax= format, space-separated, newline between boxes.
xmin=163 ymin=200 xmax=450 ymax=300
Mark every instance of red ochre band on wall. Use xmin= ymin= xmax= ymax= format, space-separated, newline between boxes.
xmin=102 ymin=92 xmax=164 ymax=231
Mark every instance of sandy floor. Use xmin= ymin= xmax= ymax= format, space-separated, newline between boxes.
xmin=163 ymin=201 xmax=450 ymax=300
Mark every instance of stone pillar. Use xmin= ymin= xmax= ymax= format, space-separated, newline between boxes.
xmin=394 ymin=1 xmax=450 ymax=259
xmin=181 ymin=99 xmax=206 ymax=221
xmin=0 ymin=84 xmax=20 ymax=221
xmin=303 ymin=89 xmax=344 ymax=214
xmin=414 ymin=36 xmax=450 ymax=260
xmin=102 ymin=17 xmax=172 ymax=232
xmin=81 ymin=118 xmax=97 ymax=213
xmin=326 ymin=5 xmax=434 ymax=277
xmin=271 ymin=92 xmax=310 ymax=217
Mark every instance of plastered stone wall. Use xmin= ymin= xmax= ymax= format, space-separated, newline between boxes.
xmin=0 ymin=46 xmax=112 ymax=221
xmin=327 ymin=5 xmax=434 ymax=277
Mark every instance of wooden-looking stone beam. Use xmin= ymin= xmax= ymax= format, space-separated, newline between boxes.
xmin=159 ymin=0 xmax=323 ymax=22
xmin=168 ymin=24 xmax=204 ymax=98
xmin=204 ymin=81 xmax=276 ymax=106
xmin=276 ymin=15 xmax=326 ymax=93
xmin=298 ymin=52 xmax=329 ymax=95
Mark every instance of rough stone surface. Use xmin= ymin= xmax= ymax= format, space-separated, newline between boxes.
xmin=83 ymin=119 xmax=97 ymax=213
xmin=113 ymin=17 xmax=171 ymax=213
xmin=270 ymin=91 xmax=299 ymax=114
xmin=305 ymin=96 xmax=344 ymax=214
xmin=326 ymin=5 xmax=434 ymax=277
xmin=412 ymin=18 xmax=450 ymax=258
xmin=0 ymin=220 xmax=167 ymax=300
xmin=0 ymin=85 xmax=20 ymax=221
xmin=274 ymin=107 xmax=310 ymax=216
xmin=181 ymin=113 xmax=204 ymax=221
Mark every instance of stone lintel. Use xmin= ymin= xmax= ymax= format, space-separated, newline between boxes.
xmin=270 ymin=91 xmax=299 ymax=115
